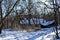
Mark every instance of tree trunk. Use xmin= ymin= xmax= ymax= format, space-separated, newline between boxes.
xmin=53 ymin=0 xmax=59 ymax=39
xmin=0 ymin=1 xmax=3 ymax=34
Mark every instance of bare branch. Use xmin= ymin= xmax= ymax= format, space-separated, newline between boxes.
xmin=2 ymin=0 xmax=20 ymax=20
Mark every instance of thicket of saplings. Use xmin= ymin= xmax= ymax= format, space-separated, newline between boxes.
xmin=2 ymin=13 xmax=59 ymax=31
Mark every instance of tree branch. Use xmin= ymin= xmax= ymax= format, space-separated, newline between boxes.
xmin=2 ymin=0 xmax=20 ymax=20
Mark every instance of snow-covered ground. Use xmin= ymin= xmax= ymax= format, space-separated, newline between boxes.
xmin=0 ymin=18 xmax=59 ymax=40
xmin=0 ymin=27 xmax=58 ymax=40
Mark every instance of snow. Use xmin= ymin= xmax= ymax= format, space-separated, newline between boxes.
xmin=35 ymin=32 xmax=55 ymax=40
xmin=39 ymin=19 xmax=55 ymax=26
xmin=0 ymin=18 xmax=58 ymax=40
xmin=20 ymin=18 xmax=55 ymax=26
xmin=0 ymin=27 xmax=57 ymax=40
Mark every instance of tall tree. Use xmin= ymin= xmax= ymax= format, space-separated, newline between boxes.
xmin=0 ymin=0 xmax=20 ymax=34
xmin=53 ymin=0 xmax=59 ymax=39
xmin=0 ymin=0 xmax=3 ymax=34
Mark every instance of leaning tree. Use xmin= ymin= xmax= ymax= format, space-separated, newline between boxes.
xmin=0 ymin=0 xmax=20 ymax=34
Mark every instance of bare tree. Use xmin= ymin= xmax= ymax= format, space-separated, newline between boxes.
xmin=0 ymin=0 xmax=20 ymax=34
xmin=0 ymin=0 xmax=3 ymax=34
xmin=52 ymin=0 xmax=59 ymax=39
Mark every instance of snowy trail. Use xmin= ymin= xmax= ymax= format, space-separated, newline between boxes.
xmin=28 ymin=27 xmax=55 ymax=40
xmin=0 ymin=27 xmax=55 ymax=40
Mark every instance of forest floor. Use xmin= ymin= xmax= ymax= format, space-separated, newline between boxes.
xmin=0 ymin=19 xmax=59 ymax=40
xmin=0 ymin=27 xmax=59 ymax=40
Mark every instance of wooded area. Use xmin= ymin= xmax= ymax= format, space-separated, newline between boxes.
xmin=0 ymin=0 xmax=60 ymax=39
